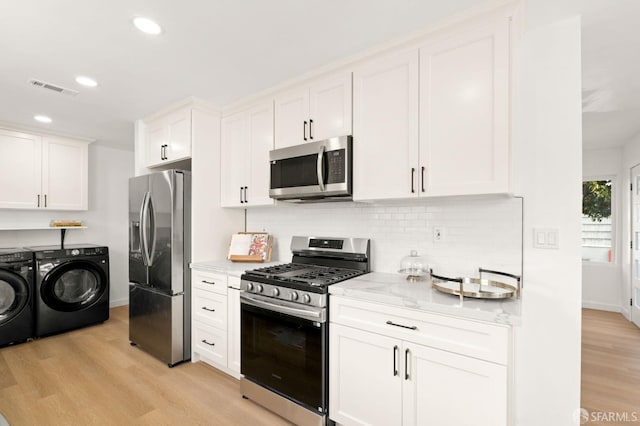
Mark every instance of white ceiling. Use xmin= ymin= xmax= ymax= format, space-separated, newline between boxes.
xmin=0 ymin=1 xmax=638 ymax=151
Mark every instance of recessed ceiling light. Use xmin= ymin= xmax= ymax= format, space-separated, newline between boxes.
xmin=75 ymin=76 xmax=98 ymax=87
xmin=133 ymin=17 xmax=162 ymax=35
xmin=34 ymin=115 xmax=52 ymax=123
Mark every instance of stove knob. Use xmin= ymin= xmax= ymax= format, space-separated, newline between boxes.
xmin=246 ymin=283 xmax=254 ymax=292
xmin=256 ymin=284 xmax=264 ymax=293
xmin=290 ymin=291 xmax=299 ymax=301
xmin=302 ymin=294 xmax=311 ymax=304
xmin=272 ymin=288 xmax=280 ymax=297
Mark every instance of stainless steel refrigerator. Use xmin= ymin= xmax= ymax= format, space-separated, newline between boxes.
xmin=128 ymin=169 xmax=191 ymax=367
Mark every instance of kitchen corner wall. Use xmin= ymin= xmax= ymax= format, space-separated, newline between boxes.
xmin=247 ymin=197 xmax=523 ymax=278
xmin=0 ymin=144 xmax=134 ymax=307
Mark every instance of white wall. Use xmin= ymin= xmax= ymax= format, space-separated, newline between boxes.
xmin=511 ymin=12 xmax=582 ymax=426
xmin=247 ymin=197 xmax=522 ymax=277
xmin=621 ymin=132 xmax=640 ymax=319
xmin=0 ymin=144 xmax=134 ymax=307
xmin=582 ymin=147 xmax=623 ymax=311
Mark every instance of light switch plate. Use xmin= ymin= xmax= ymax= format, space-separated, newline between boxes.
xmin=533 ymin=228 xmax=559 ymax=249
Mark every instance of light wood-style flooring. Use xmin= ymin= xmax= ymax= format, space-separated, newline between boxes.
xmin=3 ymin=307 xmax=639 ymax=425
xmin=581 ymin=308 xmax=640 ymax=424
xmin=0 ymin=306 xmax=290 ymax=425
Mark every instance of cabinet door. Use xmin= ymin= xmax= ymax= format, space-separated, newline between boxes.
xmin=166 ymin=108 xmax=192 ymax=162
xmin=274 ymin=88 xmax=309 ymax=148
xmin=329 ymin=323 xmax=402 ymax=426
xmin=0 ymin=129 xmax=41 ymax=209
xmin=247 ymin=102 xmax=274 ymax=206
xmin=309 ymin=72 xmax=352 ymax=141
xmin=403 ymin=343 xmax=507 ymax=426
xmin=146 ymin=118 xmax=167 ymax=167
xmin=41 ymin=136 xmax=88 ymax=210
xmin=227 ymin=278 xmax=241 ymax=375
xmin=353 ymin=48 xmax=419 ymax=201
xmin=420 ymin=17 xmax=510 ymax=196
xmin=220 ymin=112 xmax=249 ymax=207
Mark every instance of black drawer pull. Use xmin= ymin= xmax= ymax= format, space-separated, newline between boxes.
xmin=386 ymin=320 xmax=418 ymax=330
xmin=202 ymin=280 xmax=215 ymax=285
xmin=201 ymin=339 xmax=215 ymax=346
xmin=201 ymin=307 xmax=216 ymax=312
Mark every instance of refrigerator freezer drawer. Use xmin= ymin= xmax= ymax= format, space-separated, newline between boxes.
xmin=129 ymin=285 xmax=189 ymax=366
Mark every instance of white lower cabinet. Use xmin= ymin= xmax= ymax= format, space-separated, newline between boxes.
xmin=227 ymin=276 xmax=242 ymax=375
xmin=191 ymin=269 xmax=242 ymax=379
xmin=329 ymin=297 xmax=510 ymax=426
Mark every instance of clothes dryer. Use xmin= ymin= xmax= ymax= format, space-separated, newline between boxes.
xmin=28 ymin=244 xmax=109 ymax=337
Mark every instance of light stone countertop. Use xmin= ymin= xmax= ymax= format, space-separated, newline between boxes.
xmin=329 ymin=272 xmax=522 ymax=326
xmin=190 ymin=260 xmax=282 ymax=277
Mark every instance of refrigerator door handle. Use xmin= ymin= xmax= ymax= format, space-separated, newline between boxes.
xmin=147 ymin=195 xmax=157 ymax=266
xmin=141 ymin=191 xmax=152 ymax=267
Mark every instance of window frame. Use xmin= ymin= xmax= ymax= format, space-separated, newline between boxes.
xmin=582 ymin=175 xmax=617 ymax=265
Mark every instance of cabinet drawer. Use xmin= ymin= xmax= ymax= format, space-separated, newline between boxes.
xmin=192 ymin=270 xmax=227 ymax=295
xmin=330 ymin=296 xmax=509 ymax=364
xmin=193 ymin=289 xmax=227 ymax=329
xmin=193 ymin=321 xmax=228 ymax=367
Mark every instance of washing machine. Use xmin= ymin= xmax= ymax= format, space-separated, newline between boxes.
xmin=0 ymin=248 xmax=34 ymax=347
xmin=28 ymin=244 xmax=109 ymax=337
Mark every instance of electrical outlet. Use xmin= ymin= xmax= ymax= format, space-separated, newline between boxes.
xmin=433 ymin=227 xmax=445 ymax=242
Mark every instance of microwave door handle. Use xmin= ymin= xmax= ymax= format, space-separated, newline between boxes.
xmin=317 ymin=145 xmax=326 ymax=192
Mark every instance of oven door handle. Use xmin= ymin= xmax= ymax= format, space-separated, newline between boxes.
xmin=241 ymin=293 xmax=326 ymax=323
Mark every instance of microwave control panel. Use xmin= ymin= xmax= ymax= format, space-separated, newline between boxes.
xmin=326 ymin=149 xmax=346 ymax=184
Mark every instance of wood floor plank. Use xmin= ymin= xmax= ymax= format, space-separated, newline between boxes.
xmin=581 ymin=308 xmax=640 ymax=425
xmin=0 ymin=306 xmax=291 ymax=425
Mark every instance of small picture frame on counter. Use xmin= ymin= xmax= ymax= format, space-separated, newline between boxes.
xmin=227 ymin=232 xmax=273 ymax=262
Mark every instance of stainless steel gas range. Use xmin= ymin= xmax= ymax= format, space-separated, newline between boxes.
xmin=240 ymin=236 xmax=370 ymax=426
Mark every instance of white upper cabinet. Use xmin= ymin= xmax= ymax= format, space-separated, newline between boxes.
xmin=0 ymin=128 xmax=89 ymax=210
xmin=352 ymin=48 xmax=419 ymax=201
xmin=274 ymin=72 xmax=352 ymax=149
xmin=146 ymin=106 xmax=192 ymax=168
xmin=0 ymin=129 xmax=42 ymax=209
xmin=41 ymin=136 xmax=89 ymax=210
xmin=353 ymin=12 xmax=511 ymax=201
xmin=221 ymin=101 xmax=274 ymax=207
xmin=419 ymin=15 xmax=511 ymax=196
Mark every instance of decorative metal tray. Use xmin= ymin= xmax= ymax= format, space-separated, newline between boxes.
xmin=430 ymin=268 xmax=521 ymax=301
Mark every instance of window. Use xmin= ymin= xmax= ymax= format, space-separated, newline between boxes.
xmin=582 ymin=179 xmax=613 ymax=263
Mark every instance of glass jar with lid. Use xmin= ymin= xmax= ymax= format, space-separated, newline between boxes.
xmin=398 ymin=250 xmax=429 ymax=281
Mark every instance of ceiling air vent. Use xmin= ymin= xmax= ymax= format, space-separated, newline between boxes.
xmin=28 ymin=79 xmax=79 ymax=96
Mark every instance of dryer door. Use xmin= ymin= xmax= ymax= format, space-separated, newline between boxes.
xmin=0 ymin=269 xmax=29 ymax=325
xmin=41 ymin=260 xmax=107 ymax=312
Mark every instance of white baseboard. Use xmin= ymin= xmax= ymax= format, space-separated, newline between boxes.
xmin=110 ymin=298 xmax=128 ymax=308
xmin=620 ymin=306 xmax=631 ymax=320
xmin=582 ymin=301 xmax=621 ymax=312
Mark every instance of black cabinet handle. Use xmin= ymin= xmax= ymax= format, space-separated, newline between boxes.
xmin=393 ymin=345 xmax=399 ymax=377
xmin=421 ymin=166 xmax=425 ymax=192
xmin=411 ymin=168 xmax=416 ymax=193
xmin=309 ymin=119 xmax=314 ymax=140
xmin=201 ymin=339 xmax=215 ymax=347
xmin=244 ymin=186 xmax=248 ymax=203
xmin=303 ymin=121 xmax=308 ymax=141
xmin=44 ymin=194 xmax=47 ymax=207
xmin=240 ymin=187 xmax=244 ymax=204
xmin=202 ymin=280 xmax=215 ymax=285
xmin=386 ymin=320 xmax=418 ymax=330
xmin=37 ymin=194 xmax=40 ymax=208
xmin=405 ymin=348 xmax=410 ymax=380
xmin=201 ymin=307 xmax=216 ymax=312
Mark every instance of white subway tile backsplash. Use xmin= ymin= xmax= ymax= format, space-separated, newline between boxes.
xmin=246 ymin=197 xmax=523 ymax=278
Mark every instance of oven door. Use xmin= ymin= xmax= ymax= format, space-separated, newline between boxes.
xmin=269 ymin=136 xmax=352 ymax=200
xmin=241 ymin=293 xmax=327 ymax=414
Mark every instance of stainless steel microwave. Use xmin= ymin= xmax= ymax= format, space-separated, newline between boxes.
xmin=269 ymin=135 xmax=352 ymax=202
